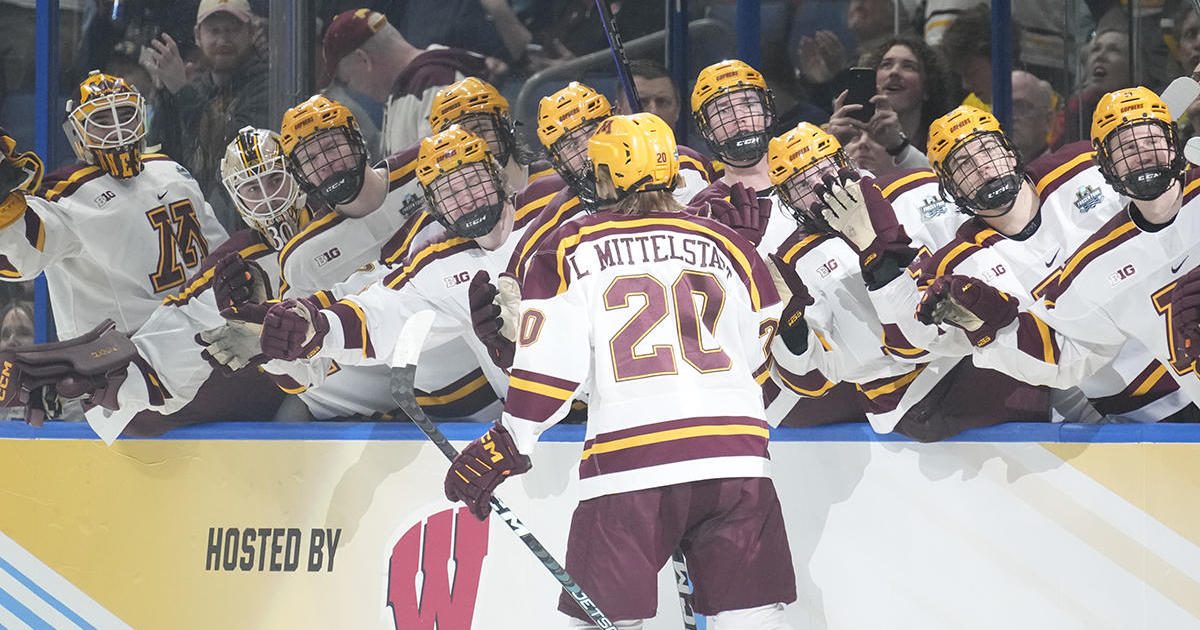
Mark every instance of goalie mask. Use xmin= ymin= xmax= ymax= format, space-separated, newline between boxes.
xmin=65 ymin=71 xmax=146 ymax=179
xmin=430 ymin=77 xmax=518 ymax=167
xmin=587 ymin=113 xmax=679 ymax=204
xmin=928 ymin=106 xmax=1023 ymax=216
xmin=220 ymin=127 xmax=310 ymax=250
xmin=280 ymin=95 xmax=368 ymax=207
xmin=691 ymin=60 xmax=775 ymax=167
xmin=416 ymin=126 xmax=507 ymax=238
xmin=768 ymin=122 xmax=850 ymax=231
xmin=1091 ymin=87 xmax=1184 ymax=201
xmin=538 ymin=82 xmax=612 ymax=205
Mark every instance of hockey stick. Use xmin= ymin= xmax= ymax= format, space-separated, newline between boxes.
xmin=594 ymin=0 xmax=642 ymax=112
xmin=388 ymin=311 xmax=616 ymax=629
xmin=672 ymin=549 xmax=698 ymax=629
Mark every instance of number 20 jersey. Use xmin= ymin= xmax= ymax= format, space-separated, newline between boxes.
xmin=502 ymin=211 xmax=782 ymax=500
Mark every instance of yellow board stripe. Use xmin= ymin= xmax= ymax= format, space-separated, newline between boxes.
xmin=580 ymin=423 xmax=770 ymax=461
xmin=509 ymin=375 xmax=575 ymax=401
xmin=415 ymin=373 xmax=490 ymax=406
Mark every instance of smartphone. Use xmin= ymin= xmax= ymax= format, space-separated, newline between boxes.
xmin=843 ymin=67 xmax=876 ymax=123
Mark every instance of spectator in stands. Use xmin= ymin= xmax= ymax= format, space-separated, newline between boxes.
xmin=0 ymin=301 xmax=33 ymax=351
xmin=1010 ymin=69 xmax=1056 ymax=161
xmin=612 ymin=59 xmax=683 ymax=132
xmin=143 ymin=0 xmax=269 ymax=232
xmin=937 ymin=3 xmax=1022 ymax=110
xmin=829 ymin=35 xmax=952 ymax=176
xmin=318 ymin=9 xmax=495 ymax=155
xmin=1063 ymin=28 xmax=1130 ymax=144
xmin=1174 ymin=2 xmax=1200 ymax=78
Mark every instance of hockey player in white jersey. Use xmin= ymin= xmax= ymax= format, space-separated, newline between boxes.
xmin=907 ymin=99 xmax=1197 ymax=421
xmin=920 ymin=87 xmax=1200 ymax=412
xmin=442 ymin=113 xmax=796 ymax=629
xmin=689 ymin=60 xmax=796 ymax=256
xmin=254 ymin=126 xmax=535 ymax=405
xmin=0 ymin=71 xmax=228 ymax=339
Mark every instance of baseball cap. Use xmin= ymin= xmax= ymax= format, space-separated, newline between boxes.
xmin=319 ymin=9 xmax=389 ymax=88
xmin=196 ymin=0 xmax=253 ymax=24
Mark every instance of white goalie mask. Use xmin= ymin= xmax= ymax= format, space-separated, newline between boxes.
xmin=220 ymin=127 xmax=308 ymax=250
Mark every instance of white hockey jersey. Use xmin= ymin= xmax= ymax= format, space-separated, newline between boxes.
xmin=0 ymin=155 xmax=228 ymax=338
xmin=501 ymin=210 xmax=781 ymax=500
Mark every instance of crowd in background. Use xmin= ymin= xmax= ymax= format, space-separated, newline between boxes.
xmin=1 ymin=0 xmax=1196 ymax=422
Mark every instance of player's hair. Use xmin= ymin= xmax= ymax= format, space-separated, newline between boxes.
xmin=593 ymin=164 xmax=683 ymax=216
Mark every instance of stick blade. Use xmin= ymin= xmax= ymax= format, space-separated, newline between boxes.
xmin=389 ymin=310 xmax=436 ymax=369
xmin=1161 ymin=76 xmax=1200 ymax=121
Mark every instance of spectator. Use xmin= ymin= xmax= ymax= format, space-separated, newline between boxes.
xmin=794 ymin=0 xmax=915 ymax=88
xmin=1063 ymin=28 xmax=1130 ymax=144
xmin=829 ymin=36 xmax=953 ymax=176
xmin=1170 ymin=4 xmax=1200 ymax=143
xmin=319 ymin=9 xmax=496 ymax=154
xmin=612 ymin=59 xmax=683 ymax=132
xmin=143 ymin=0 xmax=269 ymax=232
xmin=1010 ymin=69 xmax=1055 ymax=161
xmin=0 ymin=300 xmax=33 ymax=351
xmin=937 ymin=3 xmax=1021 ymax=109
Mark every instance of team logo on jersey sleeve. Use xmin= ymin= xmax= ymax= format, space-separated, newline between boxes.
xmin=1074 ymin=185 xmax=1103 ymax=213
xmin=918 ymin=195 xmax=950 ymax=220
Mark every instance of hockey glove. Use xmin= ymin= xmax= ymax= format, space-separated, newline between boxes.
xmin=0 ymin=127 xmax=44 ymax=197
xmin=816 ymin=169 xmax=915 ymax=288
xmin=768 ymin=253 xmax=815 ymax=355
xmin=705 ymin=183 xmax=774 ymax=247
xmin=260 ymin=298 xmax=329 ymax=361
xmin=1168 ymin=266 xmax=1200 ymax=366
xmin=0 ymin=319 xmax=135 ymax=425
xmin=469 ymin=270 xmax=516 ymax=369
xmin=198 ymin=309 xmax=268 ymax=375
xmin=915 ymin=274 xmax=1018 ymax=347
xmin=213 ymin=253 xmax=272 ymax=309
xmin=444 ymin=421 xmax=532 ymax=520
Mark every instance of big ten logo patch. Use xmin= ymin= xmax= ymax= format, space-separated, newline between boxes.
xmin=816 ymin=258 xmax=838 ymax=278
xmin=981 ymin=263 xmax=1007 ymax=284
xmin=444 ymin=271 xmax=470 ymax=288
xmin=93 ymin=190 xmax=116 ymax=208
xmin=1108 ymin=263 xmax=1136 ymax=286
xmin=386 ymin=506 xmax=489 ymax=629
xmin=315 ymin=247 xmax=341 ymax=267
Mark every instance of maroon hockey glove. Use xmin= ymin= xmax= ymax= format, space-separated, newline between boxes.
xmin=444 ymin=422 xmax=532 ymax=520
xmin=1168 ymin=266 xmax=1200 ymax=366
xmin=705 ymin=183 xmax=774 ymax=247
xmin=0 ymin=319 xmax=135 ymax=425
xmin=469 ymin=270 xmax=515 ymax=369
xmin=212 ymin=253 xmax=272 ymax=310
xmin=260 ymin=298 xmax=329 ymax=360
xmin=768 ymin=254 xmax=815 ymax=355
xmin=915 ymin=274 xmax=1018 ymax=347
xmin=815 ymin=169 xmax=915 ymax=288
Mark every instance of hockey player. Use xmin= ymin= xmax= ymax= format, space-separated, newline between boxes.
xmin=443 ymin=113 xmax=796 ymax=629
xmin=689 ymin=60 xmax=796 ymax=255
xmin=254 ymin=126 xmax=533 ymax=403
xmin=891 ymin=100 xmax=1197 ymax=421
xmin=919 ymin=88 xmax=1200 ymax=411
xmin=0 ymin=71 xmax=228 ymax=339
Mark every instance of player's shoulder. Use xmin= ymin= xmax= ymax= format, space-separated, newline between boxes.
xmin=514 ymin=171 xmax=568 ymax=225
xmin=776 ymin=228 xmax=832 ymax=264
xmin=382 ymin=233 xmax=478 ymax=291
xmin=872 ymin=167 xmax=939 ymax=203
xmin=37 ymin=162 xmax=107 ymax=202
xmin=377 ymin=143 xmax=421 ymax=192
xmin=1183 ymin=167 xmax=1200 ymax=205
xmin=379 ymin=210 xmax=442 ymax=265
xmin=676 ymin=145 xmax=719 ymax=183
xmin=921 ymin=218 xmax=1004 ymax=280
xmin=278 ymin=210 xmax=348 ymax=270
xmin=525 ymin=160 xmax=556 ymax=184
xmin=1028 ymin=140 xmax=1097 ymax=201
xmin=1050 ymin=209 xmax=1141 ymax=301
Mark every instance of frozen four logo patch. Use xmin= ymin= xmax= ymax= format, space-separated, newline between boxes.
xmin=919 ymin=195 xmax=950 ymax=220
xmin=1074 ymin=185 xmax=1103 ymax=213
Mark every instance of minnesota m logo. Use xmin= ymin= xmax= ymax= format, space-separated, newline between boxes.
xmin=387 ymin=507 xmax=490 ymax=629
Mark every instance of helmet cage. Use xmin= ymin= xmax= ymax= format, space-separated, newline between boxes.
xmin=67 ymin=91 xmax=146 ymax=178
xmin=423 ymin=160 xmax=506 ymax=238
xmin=777 ymin=151 xmax=850 ymax=230
xmin=453 ymin=112 xmax=516 ymax=167
xmin=288 ymin=126 xmax=368 ymax=206
xmin=223 ymin=154 xmax=304 ymax=250
xmin=549 ymin=120 xmax=600 ymax=204
xmin=696 ymin=87 xmax=775 ymax=166
xmin=933 ymin=130 xmax=1024 ymax=216
xmin=1095 ymin=119 xmax=1185 ymax=201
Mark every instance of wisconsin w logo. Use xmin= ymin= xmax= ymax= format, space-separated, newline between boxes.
xmin=386 ymin=507 xmax=490 ymax=629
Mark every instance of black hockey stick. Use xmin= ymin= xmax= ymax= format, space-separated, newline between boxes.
xmin=388 ymin=311 xmax=615 ymax=629
xmin=672 ymin=549 xmax=698 ymax=629
xmin=594 ymin=0 xmax=642 ymax=112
